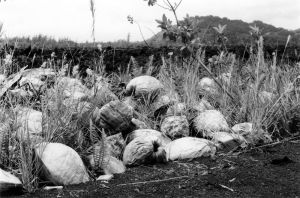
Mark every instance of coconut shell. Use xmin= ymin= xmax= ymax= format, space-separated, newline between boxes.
xmin=164 ymin=137 xmax=216 ymax=161
xmin=160 ymin=116 xmax=189 ymax=139
xmin=35 ymin=142 xmax=90 ymax=185
xmin=123 ymin=135 xmax=167 ymax=166
xmin=211 ymin=132 xmax=246 ymax=151
xmin=126 ymin=129 xmax=171 ymax=146
xmin=15 ymin=107 xmax=43 ymax=141
xmin=107 ymin=133 xmax=126 ymax=159
xmin=92 ymin=100 xmax=135 ymax=136
xmin=125 ymin=75 xmax=163 ymax=98
xmin=193 ymin=110 xmax=230 ymax=137
xmin=0 ymin=168 xmax=22 ymax=193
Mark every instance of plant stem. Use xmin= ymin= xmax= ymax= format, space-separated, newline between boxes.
xmin=166 ymin=0 xmax=180 ymax=26
xmin=135 ymin=21 xmax=150 ymax=47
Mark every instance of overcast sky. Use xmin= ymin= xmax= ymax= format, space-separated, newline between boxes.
xmin=0 ymin=0 xmax=299 ymax=42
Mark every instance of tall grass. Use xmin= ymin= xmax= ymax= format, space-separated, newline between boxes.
xmin=0 ymin=3 xmax=299 ymax=193
xmin=143 ymin=35 xmax=299 ymax=144
xmin=1 ymin=39 xmax=298 ymax=192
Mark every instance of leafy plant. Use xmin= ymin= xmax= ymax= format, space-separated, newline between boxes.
xmin=213 ymin=24 xmax=228 ymax=52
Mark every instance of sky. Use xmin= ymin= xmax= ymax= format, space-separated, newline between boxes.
xmin=0 ymin=0 xmax=299 ymax=42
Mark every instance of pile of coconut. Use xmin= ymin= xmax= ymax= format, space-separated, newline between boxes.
xmin=0 ymin=66 xmax=268 ymax=194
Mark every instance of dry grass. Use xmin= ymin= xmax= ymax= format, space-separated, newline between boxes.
xmin=0 ymin=10 xmax=299 ymax=192
xmin=0 ymin=44 xmax=298 ymax=192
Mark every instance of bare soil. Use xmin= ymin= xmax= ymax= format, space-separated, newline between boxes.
xmin=3 ymin=138 xmax=300 ymax=198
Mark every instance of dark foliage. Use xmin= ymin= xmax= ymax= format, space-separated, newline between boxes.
xmin=148 ymin=15 xmax=300 ymax=47
xmin=1 ymin=45 xmax=299 ymax=76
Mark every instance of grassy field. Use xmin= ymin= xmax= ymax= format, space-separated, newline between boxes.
xmin=0 ymin=1 xmax=299 ymax=195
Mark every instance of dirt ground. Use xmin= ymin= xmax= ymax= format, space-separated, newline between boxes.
xmin=3 ymin=138 xmax=300 ymax=198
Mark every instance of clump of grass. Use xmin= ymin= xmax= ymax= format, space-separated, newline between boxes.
xmin=17 ymin=135 xmax=40 ymax=192
xmin=0 ymin=3 xmax=113 ymax=192
xmin=145 ymin=33 xmax=299 ymax=145
xmin=207 ymin=35 xmax=299 ymax=144
xmin=0 ymin=57 xmax=108 ymax=191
